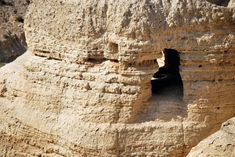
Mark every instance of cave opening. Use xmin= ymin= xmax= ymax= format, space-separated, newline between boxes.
xmin=151 ymin=48 xmax=183 ymax=101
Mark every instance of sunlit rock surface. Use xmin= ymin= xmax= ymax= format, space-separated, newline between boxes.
xmin=187 ymin=117 xmax=235 ymax=157
xmin=0 ymin=0 xmax=235 ymax=156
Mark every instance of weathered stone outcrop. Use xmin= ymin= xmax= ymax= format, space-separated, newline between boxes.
xmin=187 ymin=117 xmax=235 ymax=157
xmin=0 ymin=0 xmax=235 ymax=156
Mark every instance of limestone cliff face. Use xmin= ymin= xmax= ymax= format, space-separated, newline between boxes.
xmin=0 ymin=0 xmax=235 ymax=156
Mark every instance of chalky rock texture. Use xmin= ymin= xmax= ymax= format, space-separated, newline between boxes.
xmin=187 ymin=117 xmax=235 ymax=157
xmin=0 ymin=0 xmax=235 ymax=156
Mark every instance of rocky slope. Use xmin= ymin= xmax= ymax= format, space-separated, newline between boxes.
xmin=0 ymin=0 xmax=235 ymax=156
xmin=0 ymin=0 xmax=30 ymax=62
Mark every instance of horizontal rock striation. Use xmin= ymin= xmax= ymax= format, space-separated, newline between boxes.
xmin=0 ymin=0 xmax=235 ymax=156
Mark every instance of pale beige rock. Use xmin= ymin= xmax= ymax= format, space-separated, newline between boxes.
xmin=228 ymin=0 xmax=235 ymax=7
xmin=0 ymin=0 xmax=235 ymax=156
xmin=187 ymin=117 xmax=235 ymax=157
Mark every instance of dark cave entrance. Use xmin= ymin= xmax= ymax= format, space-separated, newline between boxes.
xmin=151 ymin=48 xmax=183 ymax=100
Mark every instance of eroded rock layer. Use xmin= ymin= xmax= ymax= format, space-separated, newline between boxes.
xmin=0 ymin=0 xmax=235 ymax=156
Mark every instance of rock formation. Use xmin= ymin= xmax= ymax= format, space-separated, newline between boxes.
xmin=187 ymin=117 xmax=235 ymax=157
xmin=0 ymin=0 xmax=234 ymax=156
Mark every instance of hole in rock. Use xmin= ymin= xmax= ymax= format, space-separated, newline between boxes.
xmin=109 ymin=42 xmax=118 ymax=54
xmin=206 ymin=0 xmax=230 ymax=6
xmin=0 ymin=0 xmax=13 ymax=6
xmin=86 ymin=58 xmax=107 ymax=64
xmin=110 ymin=59 xmax=119 ymax=63
xmin=134 ymin=49 xmax=186 ymax=123
xmin=151 ymin=48 xmax=183 ymax=100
